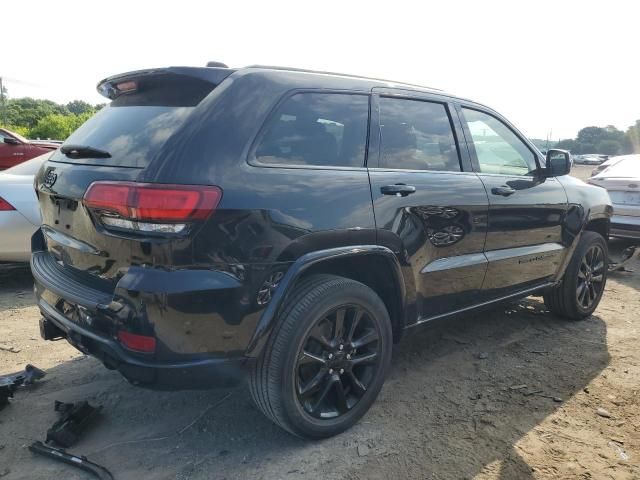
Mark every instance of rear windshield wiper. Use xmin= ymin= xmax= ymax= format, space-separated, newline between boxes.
xmin=60 ymin=145 xmax=111 ymax=159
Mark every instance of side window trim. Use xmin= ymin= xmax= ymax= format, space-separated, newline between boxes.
xmin=247 ymin=89 xmax=371 ymax=171
xmin=458 ymin=104 xmax=541 ymax=175
xmin=369 ymin=92 xmax=467 ymax=173
xmin=367 ymin=93 xmax=381 ymax=168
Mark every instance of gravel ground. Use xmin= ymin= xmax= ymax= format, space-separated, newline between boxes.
xmin=1 ymin=166 xmax=638 ymax=479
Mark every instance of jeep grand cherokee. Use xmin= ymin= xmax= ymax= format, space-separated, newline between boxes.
xmin=31 ymin=64 xmax=612 ymax=438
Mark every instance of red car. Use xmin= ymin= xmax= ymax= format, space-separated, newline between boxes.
xmin=0 ymin=128 xmax=59 ymax=170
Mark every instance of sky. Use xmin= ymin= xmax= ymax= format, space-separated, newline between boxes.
xmin=3 ymin=0 xmax=638 ymax=140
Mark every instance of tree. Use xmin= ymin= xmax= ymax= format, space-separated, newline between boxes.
xmin=4 ymin=97 xmax=69 ymax=129
xmin=66 ymin=100 xmax=94 ymax=115
xmin=556 ymin=139 xmax=578 ymax=152
xmin=596 ymin=139 xmax=621 ymax=156
xmin=624 ymin=120 xmax=640 ymax=153
xmin=577 ymin=126 xmax=607 ymax=147
xmin=28 ymin=111 xmax=93 ymax=140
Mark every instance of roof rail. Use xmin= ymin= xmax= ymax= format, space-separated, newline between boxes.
xmin=244 ymin=65 xmax=443 ymax=92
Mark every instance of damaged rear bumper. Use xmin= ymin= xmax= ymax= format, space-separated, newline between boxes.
xmin=38 ymin=300 xmax=252 ymax=389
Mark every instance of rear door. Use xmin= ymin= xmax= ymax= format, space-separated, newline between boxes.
xmin=368 ymin=90 xmax=489 ymax=320
xmin=457 ymin=105 xmax=569 ymax=295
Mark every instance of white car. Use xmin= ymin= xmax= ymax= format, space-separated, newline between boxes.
xmin=589 ymin=155 xmax=640 ymax=239
xmin=590 ymin=154 xmax=634 ymax=177
xmin=0 ymin=153 xmax=51 ymax=262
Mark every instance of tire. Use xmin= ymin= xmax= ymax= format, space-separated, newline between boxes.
xmin=544 ymin=231 xmax=608 ymax=320
xmin=249 ymin=274 xmax=393 ymax=439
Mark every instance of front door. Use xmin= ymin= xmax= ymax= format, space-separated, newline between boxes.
xmin=458 ymin=106 xmax=569 ymax=296
xmin=368 ymin=92 xmax=489 ymax=321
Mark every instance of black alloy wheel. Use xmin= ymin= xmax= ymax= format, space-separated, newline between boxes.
xmin=295 ymin=304 xmax=382 ymax=419
xmin=576 ymin=244 xmax=606 ymax=309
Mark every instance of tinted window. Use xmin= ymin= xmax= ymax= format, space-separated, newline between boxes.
xmin=50 ymin=75 xmax=216 ymax=168
xmin=255 ymin=93 xmax=369 ymax=167
xmin=378 ymin=97 xmax=460 ymax=171
xmin=463 ymin=108 xmax=537 ymax=176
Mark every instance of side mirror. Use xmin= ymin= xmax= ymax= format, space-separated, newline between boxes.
xmin=3 ymin=137 xmax=20 ymax=145
xmin=545 ymin=149 xmax=571 ymax=177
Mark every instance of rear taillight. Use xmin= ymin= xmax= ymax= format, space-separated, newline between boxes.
xmin=117 ymin=330 xmax=156 ymax=353
xmin=83 ymin=181 xmax=222 ymax=234
xmin=0 ymin=197 xmax=16 ymax=211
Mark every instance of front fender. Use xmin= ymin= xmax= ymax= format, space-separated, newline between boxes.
xmin=554 ymin=175 xmax=613 ymax=281
xmin=244 ymin=245 xmax=405 ymax=357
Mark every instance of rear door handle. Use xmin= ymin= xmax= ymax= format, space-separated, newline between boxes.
xmin=491 ymin=186 xmax=516 ymax=196
xmin=381 ymin=184 xmax=416 ymax=197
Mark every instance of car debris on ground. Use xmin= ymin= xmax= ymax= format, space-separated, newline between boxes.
xmin=29 ymin=441 xmax=114 ymax=480
xmin=28 ymin=399 xmax=113 ymax=479
xmin=0 ymin=364 xmax=45 ymax=409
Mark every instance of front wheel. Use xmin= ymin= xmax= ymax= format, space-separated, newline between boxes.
xmin=249 ymin=274 xmax=392 ymax=439
xmin=544 ymin=231 xmax=608 ymax=320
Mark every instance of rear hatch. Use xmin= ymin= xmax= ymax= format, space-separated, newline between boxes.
xmin=35 ymin=67 xmax=232 ymax=285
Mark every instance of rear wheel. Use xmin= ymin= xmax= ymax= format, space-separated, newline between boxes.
xmin=249 ymin=274 xmax=392 ymax=438
xmin=544 ymin=231 xmax=608 ymax=320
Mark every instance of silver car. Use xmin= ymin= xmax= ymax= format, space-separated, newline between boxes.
xmin=0 ymin=153 xmax=51 ymax=262
xmin=588 ymin=155 xmax=640 ymax=239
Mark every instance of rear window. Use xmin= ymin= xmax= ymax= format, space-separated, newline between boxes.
xmin=50 ymin=74 xmax=215 ymax=168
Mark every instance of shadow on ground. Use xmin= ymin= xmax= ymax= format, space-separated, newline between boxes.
xmin=608 ymin=238 xmax=640 ymax=292
xmin=0 ymin=263 xmax=34 ymax=313
xmin=1 ymin=295 xmax=609 ymax=480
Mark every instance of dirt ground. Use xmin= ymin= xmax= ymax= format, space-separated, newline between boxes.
xmin=1 ymin=166 xmax=639 ymax=479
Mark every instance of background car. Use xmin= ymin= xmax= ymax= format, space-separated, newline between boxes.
xmin=580 ymin=154 xmax=608 ymax=165
xmin=589 ymin=156 xmax=640 ymax=239
xmin=591 ymin=154 xmax=638 ymax=177
xmin=0 ymin=128 xmax=59 ymax=170
xmin=0 ymin=152 xmax=50 ymax=262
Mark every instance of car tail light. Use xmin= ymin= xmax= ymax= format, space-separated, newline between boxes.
xmin=0 ymin=197 xmax=16 ymax=211
xmin=83 ymin=181 xmax=222 ymax=234
xmin=117 ymin=330 xmax=156 ymax=353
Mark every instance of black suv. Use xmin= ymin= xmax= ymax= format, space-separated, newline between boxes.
xmin=32 ymin=65 xmax=612 ymax=438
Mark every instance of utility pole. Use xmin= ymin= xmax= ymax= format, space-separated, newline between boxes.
xmin=0 ymin=76 xmax=6 ymax=126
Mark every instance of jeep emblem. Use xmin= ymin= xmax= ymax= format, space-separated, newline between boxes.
xmin=43 ymin=169 xmax=58 ymax=188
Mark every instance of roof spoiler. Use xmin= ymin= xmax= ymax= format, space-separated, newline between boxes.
xmin=96 ymin=66 xmax=235 ymax=100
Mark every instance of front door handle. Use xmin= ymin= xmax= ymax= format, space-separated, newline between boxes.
xmin=491 ymin=186 xmax=516 ymax=196
xmin=381 ymin=184 xmax=416 ymax=197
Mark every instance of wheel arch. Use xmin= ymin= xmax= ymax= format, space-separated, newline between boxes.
xmin=245 ymin=246 xmax=407 ymax=357
xmin=584 ymin=216 xmax=610 ymax=241
xmin=554 ymin=212 xmax=611 ymax=282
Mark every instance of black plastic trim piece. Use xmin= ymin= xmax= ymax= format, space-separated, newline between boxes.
xmin=31 ymin=252 xmax=112 ymax=309
xmin=245 ymin=245 xmax=405 ymax=357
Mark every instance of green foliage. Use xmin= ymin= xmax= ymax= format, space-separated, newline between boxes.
xmin=0 ymin=96 xmax=102 ymax=140
xmin=29 ymin=111 xmax=93 ymax=140
xmin=529 ymin=138 xmax=557 ymax=151
xmin=596 ymin=139 xmax=621 ymax=155
xmin=625 ymin=120 xmax=640 ymax=153
xmin=556 ymin=139 xmax=578 ymax=151
xmin=66 ymin=100 xmax=94 ymax=115
xmin=557 ymin=123 xmax=639 ymax=155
